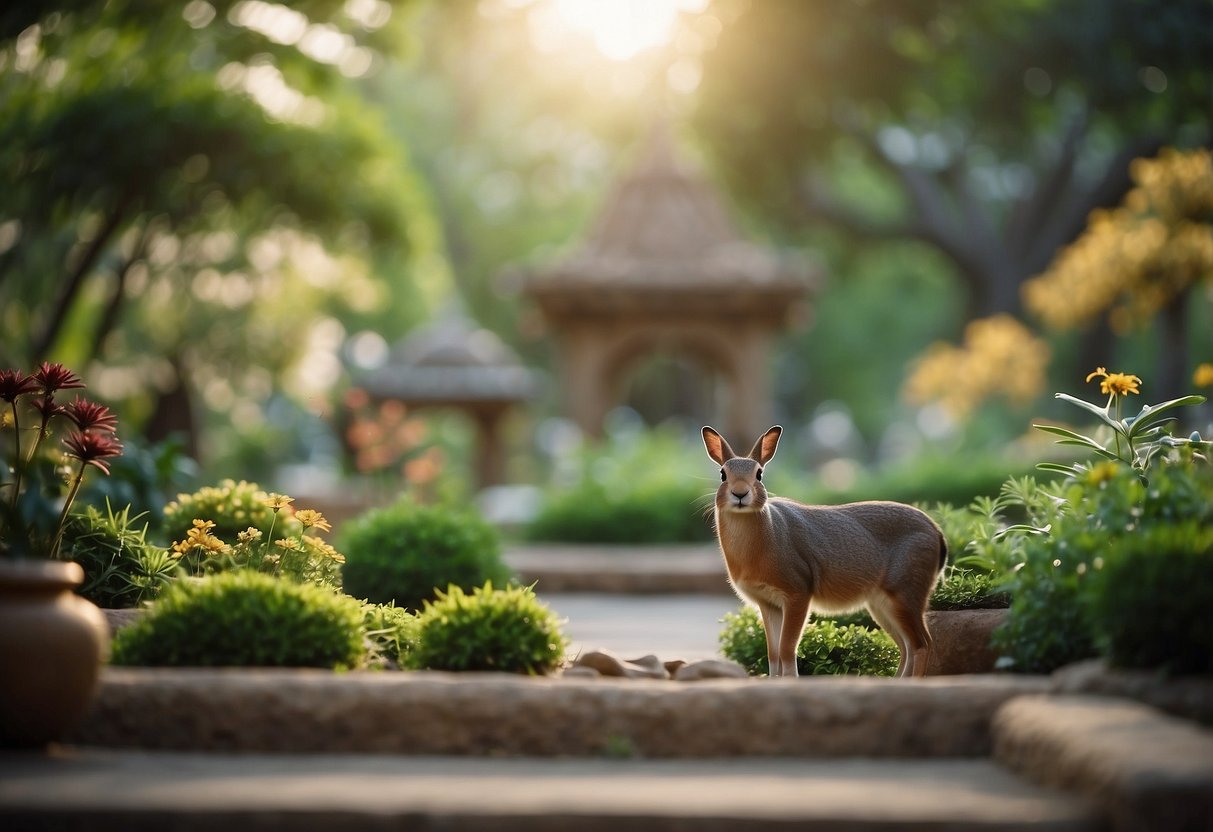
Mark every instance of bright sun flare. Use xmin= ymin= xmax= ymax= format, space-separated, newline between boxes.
xmin=552 ymin=0 xmax=704 ymax=61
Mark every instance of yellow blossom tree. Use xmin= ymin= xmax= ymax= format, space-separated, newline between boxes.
xmin=1023 ymin=148 xmax=1213 ymax=398
xmin=904 ymin=315 xmax=1051 ymax=419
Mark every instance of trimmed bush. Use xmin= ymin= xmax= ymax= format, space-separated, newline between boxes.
xmin=1084 ymin=522 xmax=1213 ymax=675
xmin=60 ymin=502 xmax=178 ymax=609
xmin=340 ymin=499 xmax=511 ymax=611
xmin=110 ymin=571 xmax=366 ymax=668
xmin=719 ymin=606 xmax=899 ymax=677
xmin=409 ymin=582 xmax=568 ymax=674
xmin=163 ymin=479 xmax=297 ymax=543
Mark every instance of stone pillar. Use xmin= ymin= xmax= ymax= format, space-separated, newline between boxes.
xmin=726 ymin=330 xmax=774 ymax=442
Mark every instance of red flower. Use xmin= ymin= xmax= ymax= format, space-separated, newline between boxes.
xmin=63 ymin=431 xmax=123 ymax=474
xmin=63 ymin=398 xmax=118 ymax=434
xmin=29 ymin=395 xmax=66 ymax=421
xmin=32 ymin=362 xmax=85 ymax=395
xmin=0 ymin=369 xmax=38 ymax=403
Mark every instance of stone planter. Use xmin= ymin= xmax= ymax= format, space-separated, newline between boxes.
xmin=925 ymin=608 xmax=1008 ymax=676
xmin=0 ymin=559 xmax=108 ymax=746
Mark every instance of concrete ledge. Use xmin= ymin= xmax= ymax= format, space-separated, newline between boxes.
xmin=993 ymin=695 xmax=1213 ymax=832
xmin=71 ymin=669 xmax=1050 ymax=758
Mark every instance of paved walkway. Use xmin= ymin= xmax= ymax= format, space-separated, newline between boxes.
xmin=542 ymin=592 xmax=740 ymax=662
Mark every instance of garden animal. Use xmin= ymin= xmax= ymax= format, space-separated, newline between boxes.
xmin=702 ymin=425 xmax=947 ymax=678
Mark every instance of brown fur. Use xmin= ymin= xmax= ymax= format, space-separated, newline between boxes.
xmin=703 ymin=425 xmax=947 ymax=678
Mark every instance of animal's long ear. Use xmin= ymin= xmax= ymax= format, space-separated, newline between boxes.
xmin=702 ymin=426 xmax=735 ymax=465
xmin=748 ymin=425 xmax=782 ymax=465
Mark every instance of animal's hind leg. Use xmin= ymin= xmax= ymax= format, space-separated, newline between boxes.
xmin=887 ymin=595 xmax=933 ymax=677
xmin=867 ymin=599 xmax=909 ymax=677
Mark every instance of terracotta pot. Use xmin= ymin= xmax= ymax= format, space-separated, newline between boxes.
xmin=925 ymin=608 xmax=1009 ymax=675
xmin=0 ymin=559 xmax=108 ymax=747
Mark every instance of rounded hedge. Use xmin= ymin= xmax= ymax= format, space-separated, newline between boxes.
xmin=339 ymin=500 xmax=511 ymax=611
xmin=1084 ymin=522 xmax=1213 ymax=675
xmin=719 ymin=605 xmax=899 ymax=677
xmin=408 ymin=582 xmax=568 ymax=674
xmin=110 ymin=570 xmax=366 ymax=668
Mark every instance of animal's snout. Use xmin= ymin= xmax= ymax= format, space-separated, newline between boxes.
xmin=730 ymin=489 xmax=750 ymax=506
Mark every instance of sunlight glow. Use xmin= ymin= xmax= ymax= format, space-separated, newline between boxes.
xmin=549 ymin=0 xmax=705 ymax=61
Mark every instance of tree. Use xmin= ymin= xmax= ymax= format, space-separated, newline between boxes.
xmin=692 ymin=0 xmax=1213 ymax=324
xmin=0 ymin=0 xmax=440 ymax=466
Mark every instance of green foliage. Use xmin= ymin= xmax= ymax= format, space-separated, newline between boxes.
xmin=408 ymin=582 xmax=568 ymax=675
xmin=77 ymin=436 xmax=198 ymax=535
xmin=719 ymin=606 xmax=899 ymax=677
xmin=59 ymin=502 xmax=177 ymax=609
xmin=340 ymin=499 xmax=510 ymax=611
xmin=110 ymin=570 xmax=366 ymax=669
xmin=993 ymin=460 xmax=1213 ymax=673
xmin=361 ymin=601 xmax=418 ymax=669
xmin=1084 ymin=522 xmax=1213 ymax=675
xmin=162 ymin=479 xmax=289 ymax=543
xmin=526 ymin=430 xmax=713 ymax=543
xmin=930 ymin=569 xmax=1009 ymax=611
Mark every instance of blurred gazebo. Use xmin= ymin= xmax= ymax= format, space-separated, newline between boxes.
xmin=357 ymin=311 xmax=541 ymax=489
xmin=520 ymin=124 xmax=818 ymax=441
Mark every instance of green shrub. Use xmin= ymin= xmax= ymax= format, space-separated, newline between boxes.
xmin=526 ymin=429 xmax=713 ymax=543
xmin=163 ymin=479 xmax=297 ymax=544
xmin=361 ymin=601 xmax=418 ymax=668
xmin=719 ymin=606 xmax=899 ymax=677
xmin=59 ymin=502 xmax=178 ymax=609
xmin=408 ymin=582 xmax=568 ymax=674
xmin=993 ymin=461 xmax=1213 ymax=673
xmin=930 ymin=569 xmax=1010 ymax=611
xmin=1084 ymin=522 xmax=1213 ymax=675
xmin=340 ymin=499 xmax=511 ymax=610
xmin=110 ymin=571 xmax=366 ymax=668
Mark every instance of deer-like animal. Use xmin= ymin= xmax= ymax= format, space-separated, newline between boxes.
xmin=702 ymin=425 xmax=947 ymax=678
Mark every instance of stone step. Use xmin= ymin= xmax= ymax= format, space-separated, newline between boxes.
xmin=0 ymin=750 xmax=1102 ymax=832
xmin=994 ymin=695 xmax=1213 ymax=832
xmin=505 ymin=543 xmax=730 ymax=595
xmin=70 ymin=669 xmax=1051 ymax=758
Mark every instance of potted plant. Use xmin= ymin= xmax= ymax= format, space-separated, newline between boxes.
xmin=0 ymin=363 xmax=122 ymax=746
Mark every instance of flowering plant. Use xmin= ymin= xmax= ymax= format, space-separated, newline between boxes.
xmin=169 ymin=492 xmax=344 ymax=588
xmin=1034 ymin=367 xmax=1208 ymax=482
xmin=1 ymin=363 xmax=123 ymax=559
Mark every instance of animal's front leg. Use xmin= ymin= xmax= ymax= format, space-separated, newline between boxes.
xmin=756 ymin=601 xmax=784 ymax=676
xmin=778 ymin=596 xmax=811 ymax=678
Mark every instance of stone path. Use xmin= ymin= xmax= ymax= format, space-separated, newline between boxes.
xmin=542 ymin=592 xmax=739 ymax=662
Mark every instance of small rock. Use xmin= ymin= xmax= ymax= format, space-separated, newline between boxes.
xmin=573 ymin=649 xmax=668 ymax=679
xmin=673 ymin=659 xmax=748 ymax=681
xmin=664 ymin=659 xmax=688 ymax=677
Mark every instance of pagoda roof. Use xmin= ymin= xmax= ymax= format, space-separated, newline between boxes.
xmin=524 ymin=123 xmax=818 ymax=298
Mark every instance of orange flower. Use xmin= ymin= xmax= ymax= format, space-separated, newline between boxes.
xmin=1086 ymin=367 xmax=1141 ymax=397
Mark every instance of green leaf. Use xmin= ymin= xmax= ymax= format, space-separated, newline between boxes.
xmin=1054 ymin=393 xmax=1126 ymax=434
xmin=1125 ymin=396 xmax=1207 ymax=439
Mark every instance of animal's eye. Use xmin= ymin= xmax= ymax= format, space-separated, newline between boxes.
xmin=756 ymin=468 xmax=763 ymax=482
xmin=719 ymin=468 xmax=726 ymax=483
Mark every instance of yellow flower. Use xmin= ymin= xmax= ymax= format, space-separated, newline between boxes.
xmin=262 ymin=493 xmax=294 ymax=512
xmin=1194 ymin=363 xmax=1213 ymax=388
xmin=237 ymin=528 xmax=262 ymax=544
xmin=1085 ymin=461 xmax=1122 ymax=486
xmin=275 ymin=537 xmax=302 ymax=552
xmin=303 ymin=535 xmax=345 ymax=563
xmin=294 ymin=509 xmax=332 ymax=533
xmin=190 ymin=518 xmax=216 ymax=533
xmin=1086 ymin=367 xmax=1141 ymax=397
